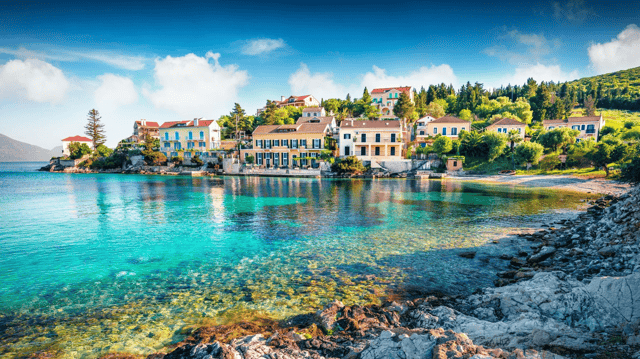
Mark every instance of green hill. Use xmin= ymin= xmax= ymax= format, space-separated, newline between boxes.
xmin=565 ymin=66 xmax=640 ymax=111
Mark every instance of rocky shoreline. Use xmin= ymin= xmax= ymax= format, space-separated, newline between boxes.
xmin=96 ymin=185 xmax=640 ymax=359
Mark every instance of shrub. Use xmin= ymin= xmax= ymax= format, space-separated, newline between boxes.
xmin=95 ymin=144 xmax=113 ymax=158
xmin=69 ymin=142 xmax=92 ymax=159
xmin=191 ymin=155 xmax=204 ymax=167
xmin=245 ymin=155 xmax=255 ymax=164
xmin=171 ymin=156 xmax=183 ymax=165
xmin=482 ymin=132 xmax=508 ymax=162
xmin=515 ymin=142 xmax=544 ymax=165
xmin=144 ymin=151 xmax=167 ymax=166
xmin=621 ymin=153 xmax=640 ymax=183
xmin=331 ymin=156 xmax=365 ymax=174
xmin=432 ymin=136 xmax=453 ymax=156
xmin=540 ymin=155 xmax=561 ymax=171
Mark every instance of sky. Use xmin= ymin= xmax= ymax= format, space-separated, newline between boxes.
xmin=1 ymin=0 xmax=640 ymax=148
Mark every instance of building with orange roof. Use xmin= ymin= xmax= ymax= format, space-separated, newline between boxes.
xmin=158 ymin=118 xmax=221 ymax=159
xmin=370 ymin=86 xmax=414 ymax=118
xmin=485 ymin=118 xmax=527 ymax=140
xmin=61 ymin=135 xmax=93 ymax=156
xmin=542 ymin=115 xmax=605 ymax=141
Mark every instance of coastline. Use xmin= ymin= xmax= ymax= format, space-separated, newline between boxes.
xmin=96 ymin=185 xmax=640 ymax=359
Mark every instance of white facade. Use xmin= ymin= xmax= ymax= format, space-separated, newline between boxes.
xmin=338 ymin=120 xmax=404 ymax=161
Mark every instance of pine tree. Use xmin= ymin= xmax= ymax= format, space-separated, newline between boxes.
xmin=393 ymin=92 xmax=415 ymax=122
xmin=361 ymin=87 xmax=372 ymax=104
xmin=84 ymin=109 xmax=106 ymax=149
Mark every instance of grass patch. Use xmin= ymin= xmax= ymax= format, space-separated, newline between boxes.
xmin=463 ymin=156 xmax=514 ymax=174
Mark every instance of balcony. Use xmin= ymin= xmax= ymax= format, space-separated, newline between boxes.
xmin=586 ymin=129 xmax=596 ymax=134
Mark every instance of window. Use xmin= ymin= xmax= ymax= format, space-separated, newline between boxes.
xmin=300 ymin=139 xmax=307 ymax=148
xmin=187 ymin=142 xmax=194 ymax=149
xmin=361 ymin=133 xmax=366 ymax=142
xmin=273 ymin=153 xmax=279 ymax=167
xmin=174 ymin=142 xmax=181 ymax=150
xmin=188 ymin=131 xmax=193 ymax=140
xmin=282 ymin=153 xmax=288 ymax=166
xmin=518 ymin=128 xmax=522 ymax=133
xmin=375 ymin=147 xmax=380 ymax=156
xmin=549 ymin=126 xmax=555 ymax=129
xmin=572 ymin=125 xmax=580 ymax=130
xmin=581 ymin=124 xmax=586 ymax=131
xmin=461 ymin=127 xmax=466 ymax=131
xmin=175 ymin=131 xmax=179 ymax=140
xmin=391 ymin=133 xmax=396 ymax=142
xmin=200 ymin=131 xmax=204 ymax=140
xmin=291 ymin=139 xmax=298 ymax=149
xmin=313 ymin=139 xmax=321 ymax=149
xmin=375 ymin=133 xmax=381 ymax=143
xmin=273 ymin=140 xmax=280 ymax=147
xmin=257 ymin=152 xmax=263 ymax=165
xmin=282 ymin=139 xmax=288 ymax=147
xmin=164 ymin=142 xmax=170 ymax=148
xmin=256 ymin=140 xmax=263 ymax=148
xmin=586 ymin=124 xmax=595 ymax=134
xmin=361 ymin=147 xmax=366 ymax=155
xmin=265 ymin=140 xmax=271 ymax=149
xmin=419 ymin=131 xmax=425 ymax=135
xmin=343 ymin=133 xmax=351 ymax=139
xmin=300 ymin=153 xmax=307 ymax=166
xmin=199 ymin=141 xmax=206 ymax=148
xmin=442 ymin=127 xmax=447 ymax=136
xmin=433 ymin=127 xmax=438 ymax=134
xmin=164 ymin=132 xmax=169 ymax=140
xmin=390 ymin=147 xmax=396 ymax=156
xmin=452 ymin=127 xmax=458 ymax=135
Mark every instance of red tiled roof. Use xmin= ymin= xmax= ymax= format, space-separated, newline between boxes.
xmin=488 ymin=118 xmax=526 ymax=127
xmin=135 ymin=120 xmax=160 ymax=127
xmin=371 ymin=87 xmax=412 ymax=95
xmin=159 ymin=119 xmax=216 ymax=128
xmin=429 ymin=116 xmax=471 ymax=124
xmin=339 ymin=119 xmax=402 ymax=129
xmin=253 ymin=123 xmax=329 ymax=135
xmin=543 ymin=116 xmax=602 ymax=124
xmin=62 ymin=135 xmax=92 ymax=142
xmin=302 ymin=107 xmax=323 ymax=112
xmin=296 ymin=116 xmax=335 ymax=125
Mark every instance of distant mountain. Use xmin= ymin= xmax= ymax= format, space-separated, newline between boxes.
xmin=0 ymin=134 xmax=61 ymax=162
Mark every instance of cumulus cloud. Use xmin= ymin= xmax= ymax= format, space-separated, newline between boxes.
xmin=0 ymin=58 xmax=70 ymax=103
xmin=241 ymin=38 xmax=286 ymax=56
xmin=0 ymin=47 xmax=148 ymax=70
xmin=94 ymin=74 xmax=138 ymax=110
xmin=361 ymin=65 xmax=458 ymax=90
xmin=484 ymin=30 xmax=561 ymax=65
xmin=503 ymin=63 xmax=579 ymax=86
xmin=288 ymin=64 xmax=347 ymax=100
xmin=288 ymin=63 xmax=458 ymax=100
xmin=553 ymin=0 xmax=596 ymax=24
xmin=588 ymin=24 xmax=640 ymax=74
xmin=143 ymin=52 xmax=249 ymax=117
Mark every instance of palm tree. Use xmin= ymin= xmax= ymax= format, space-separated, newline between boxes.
xmin=507 ymin=130 xmax=523 ymax=152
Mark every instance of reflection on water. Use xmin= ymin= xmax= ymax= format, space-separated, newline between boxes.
xmin=0 ymin=168 xmax=593 ymax=358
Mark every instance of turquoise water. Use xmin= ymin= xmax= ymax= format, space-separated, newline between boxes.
xmin=0 ymin=162 xmax=591 ymax=358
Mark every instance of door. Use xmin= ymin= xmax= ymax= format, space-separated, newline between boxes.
xmin=344 ymin=146 xmax=350 ymax=156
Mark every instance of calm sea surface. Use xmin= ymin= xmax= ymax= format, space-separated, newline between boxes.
xmin=0 ymin=162 xmax=590 ymax=358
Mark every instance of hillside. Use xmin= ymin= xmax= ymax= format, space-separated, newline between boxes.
xmin=0 ymin=134 xmax=61 ymax=162
xmin=566 ymin=66 xmax=640 ymax=111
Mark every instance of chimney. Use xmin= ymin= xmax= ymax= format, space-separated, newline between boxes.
xmin=141 ymin=119 xmax=146 ymax=126
xmin=194 ymin=118 xmax=199 ymax=126
xmin=281 ymin=96 xmax=286 ymax=102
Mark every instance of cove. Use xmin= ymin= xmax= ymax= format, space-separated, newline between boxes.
xmin=0 ymin=162 xmax=593 ymax=358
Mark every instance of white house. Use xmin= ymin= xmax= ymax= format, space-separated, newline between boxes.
xmin=415 ymin=115 xmax=438 ymax=143
xmin=338 ymin=119 xmax=404 ymax=161
xmin=159 ymin=118 xmax=222 ymax=159
xmin=302 ymin=107 xmax=326 ymax=118
xmin=61 ymin=135 xmax=93 ymax=156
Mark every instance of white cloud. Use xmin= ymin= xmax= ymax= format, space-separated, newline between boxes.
xmin=94 ymin=74 xmax=138 ymax=110
xmin=288 ymin=63 xmax=458 ymax=100
xmin=553 ymin=0 xmax=595 ymax=24
xmin=241 ymin=38 xmax=286 ymax=56
xmin=0 ymin=47 xmax=148 ymax=70
xmin=588 ymin=24 xmax=640 ymax=74
xmin=361 ymin=65 xmax=458 ymax=91
xmin=288 ymin=63 xmax=347 ymax=100
xmin=143 ymin=52 xmax=249 ymax=117
xmin=0 ymin=58 xmax=70 ymax=103
xmin=503 ymin=63 xmax=579 ymax=86
xmin=484 ymin=30 xmax=561 ymax=65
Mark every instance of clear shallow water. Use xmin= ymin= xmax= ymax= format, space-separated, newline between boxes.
xmin=0 ymin=162 xmax=592 ymax=358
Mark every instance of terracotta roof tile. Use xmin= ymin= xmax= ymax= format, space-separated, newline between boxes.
xmin=543 ymin=116 xmax=602 ymax=124
xmin=429 ymin=116 xmax=471 ymax=124
xmin=253 ymin=123 xmax=329 ymax=135
xmin=62 ymin=135 xmax=92 ymax=142
xmin=135 ymin=120 xmax=160 ymax=127
xmin=371 ymin=87 xmax=412 ymax=95
xmin=339 ymin=119 xmax=402 ymax=129
xmin=487 ymin=118 xmax=526 ymax=127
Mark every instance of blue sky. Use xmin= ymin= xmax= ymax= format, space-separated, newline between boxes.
xmin=1 ymin=0 xmax=639 ymax=148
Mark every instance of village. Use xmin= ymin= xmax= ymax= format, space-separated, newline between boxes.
xmin=49 ymin=85 xmax=611 ymax=179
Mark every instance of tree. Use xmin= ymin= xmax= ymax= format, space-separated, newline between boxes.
xmin=583 ymin=95 xmax=598 ymax=116
xmin=68 ymin=142 xmax=92 ymax=159
xmin=459 ymin=130 xmax=486 ymax=157
xmin=587 ymin=143 xmax=614 ymax=176
xmin=393 ymin=92 xmax=415 ymax=122
xmin=245 ymin=155 xmax=255 ymax=164
xmin=515 ymin=142 xmax=544 ymax=166
xmin=171 ymin=156 xmax=184 ymax=165
xmin=458 ymin=109 xmax=472 ymax=121
xmin=432 ymin=136 xmax=453 ymax=156
xmin=361 ymin=87 xmax=372 ymax=104
xmin=191 ymin=155 xmax=204 ymax=167
xmin=506 ymin=130 xmax=523 ymax=152
xmin=425 ymin=102 xmax=445 ymax=119
xmin=331 ymin=156 xmax=365 ymax=174
xmin=95 ymin=144 xmax=113 ymax=158
xmin=143 ymin=135 xmax=160 ymax=152
xmin=482 ymin=132 xmax=508 ymax=161
xmin=537 ymin=127 xmax=580 ymax=153
xmin=621 ymin=147 xmax=640 ymax=183
xmin=144 ymin=151 xmax=167 ymax=166
xmin=84 ymin=109 xmax=106 ymax=149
